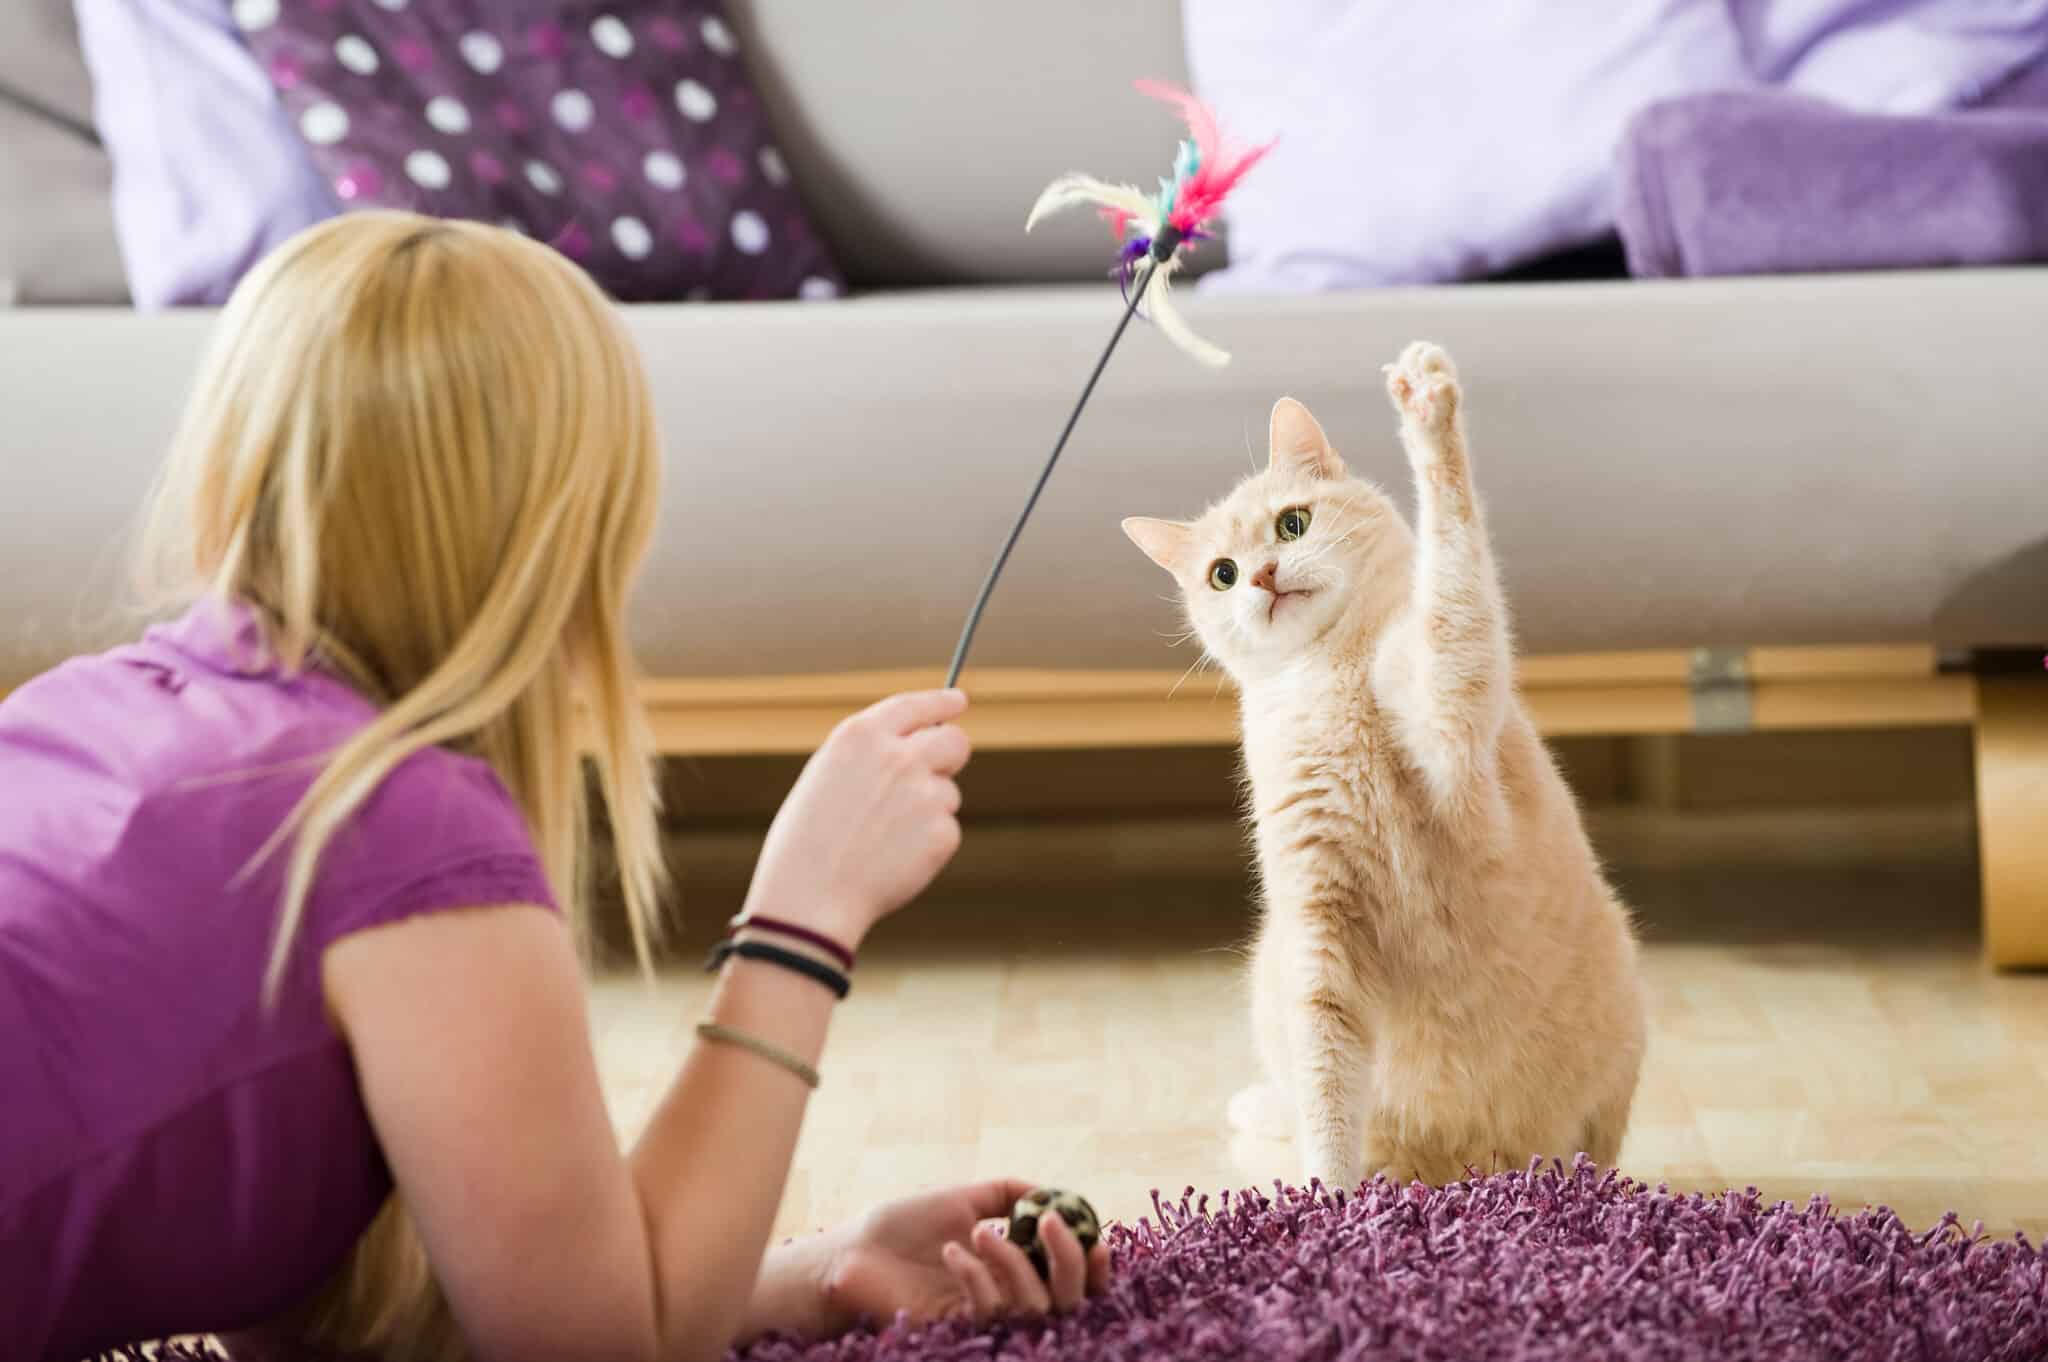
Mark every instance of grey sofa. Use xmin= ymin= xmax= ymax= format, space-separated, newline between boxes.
xmin=3 ymin=3 xmax=2045 ymax=962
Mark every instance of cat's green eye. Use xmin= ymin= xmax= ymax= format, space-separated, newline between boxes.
xmin=1276 ymin=506 xmax=1313 ymax=541
xmin=1208 ymin=559 xmax=1238 ymax=591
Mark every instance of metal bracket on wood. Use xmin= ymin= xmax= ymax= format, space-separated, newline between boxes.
xmin=1688 ymin=647 xmax=1752 ymax=735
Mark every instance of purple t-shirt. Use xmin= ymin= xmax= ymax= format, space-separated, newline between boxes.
xmin=0 ymin=600 xmax=558 ymax=1359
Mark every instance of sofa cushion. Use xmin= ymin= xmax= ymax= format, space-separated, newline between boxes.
xmin=0 ymin=106 xmax=128 ymax=307
xmin=0 ymin=1 xmax=128 ymax=304
xmin=723 ymin=0 xmax=1211 ymax=288
xmin=0 ymin=0 xmax=98 ymax=129
xmin=4 ymin=273 xmax=2045 ymax=682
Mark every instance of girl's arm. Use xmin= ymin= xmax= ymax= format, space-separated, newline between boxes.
xmin=324 ymin=689 xmax=977 ymax=1362
xmin=327 ymin=907 xmax=833 ymax=1362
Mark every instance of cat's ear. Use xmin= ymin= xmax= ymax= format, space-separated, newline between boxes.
xmin=1122 ymin=517 xmax=1196 ymax=574
xmin=1269 ymin=397 xmax=1344 ymax=479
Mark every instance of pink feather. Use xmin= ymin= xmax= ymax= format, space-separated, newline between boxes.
xmin=1132 ymin=79 xmax=1274 ymax=236
xmin=1133 ymin=78 xmax=1220 ymax=167
xmin=1166 ymin=144 xmax=1273 ymax=234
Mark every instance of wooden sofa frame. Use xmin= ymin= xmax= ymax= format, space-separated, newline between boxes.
xmin=633 ymin=643 xmax=2043 ymax=970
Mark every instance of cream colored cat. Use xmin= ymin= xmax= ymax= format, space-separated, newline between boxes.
xmin=1124 ymin=342 xmax=1646 ymax=1190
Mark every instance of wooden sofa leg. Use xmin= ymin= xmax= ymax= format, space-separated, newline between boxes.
xmin=1976 ymin=677 xmax=2048 ymax=969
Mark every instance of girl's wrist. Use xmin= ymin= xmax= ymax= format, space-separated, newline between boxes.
xmin=738 ymin=1235 xmax=840 ymax=1343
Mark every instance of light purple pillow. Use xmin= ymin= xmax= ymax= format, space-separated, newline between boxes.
xmin=1728 ymin=0 xmax=2048 ymax=115
xmin=74 ymin=0 xmax=341 ymax=308
xmin=1182 ymin=0 xmax=2048 ymax=294
xmin=231 ymin=0 xmax=845 ymax=302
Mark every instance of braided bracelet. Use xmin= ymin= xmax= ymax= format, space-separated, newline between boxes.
xmin=724 ymin=913 xmax=856 ymax=972
xmin=704 ymin=939 xmax=851 ymax=1000
xmin=695 ymin=1022 xmax=820 ymax=1089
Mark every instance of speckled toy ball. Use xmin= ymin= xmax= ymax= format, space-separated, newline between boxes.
xmin=1007 ymin=1187 xmax=1101 ymax=1280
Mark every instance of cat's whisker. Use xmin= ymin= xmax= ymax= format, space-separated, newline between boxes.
xmin=1286 ymin=498 xmax=1369 ymax=571
xmin=1166 ymin=651 xmax=1213 ymax=700
xmin=1291 ymin=538 xmax=1354 ymax=573
xmin=1294 ymin=520 xmax=1366 ymax=567
xmin=1302 ymin=540 xmax=1351 ymax=569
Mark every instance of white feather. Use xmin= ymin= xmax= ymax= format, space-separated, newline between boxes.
xmin=1025 ymin=174 xmax=1157 ymax=234
xmin=1141 ymin=255 xmax=1230 ymax=367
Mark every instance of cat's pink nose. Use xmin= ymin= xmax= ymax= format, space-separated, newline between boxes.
xmin=1250 ymin=562 xmax=1280 ymax=593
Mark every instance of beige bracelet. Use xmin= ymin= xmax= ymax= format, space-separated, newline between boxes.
xmin=695 ymin=1021 xmax=821 ymax=1089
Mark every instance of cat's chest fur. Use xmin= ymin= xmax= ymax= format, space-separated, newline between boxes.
xmin=1237 ymin=657 xmax=1470 ymax=951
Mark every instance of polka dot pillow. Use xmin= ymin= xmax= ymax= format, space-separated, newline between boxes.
xmin=232 ymin=0 xmax=844 ymax=302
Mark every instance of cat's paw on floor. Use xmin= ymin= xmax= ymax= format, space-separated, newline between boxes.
xmin=1226 ymin=1083 xmax=1294 ymax=1140
xmin=1383 ymin=340 xmax=1461 ymax=432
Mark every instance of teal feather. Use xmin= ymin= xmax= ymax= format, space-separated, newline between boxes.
xmin=1153 ymin=138 xmax=1200 ymax=222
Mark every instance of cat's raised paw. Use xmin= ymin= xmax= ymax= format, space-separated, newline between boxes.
xmin=1227 ymin=1083 xmax=1294 ymax=1140
xmin=1383 ymin=341 xmax=1461 ymax=432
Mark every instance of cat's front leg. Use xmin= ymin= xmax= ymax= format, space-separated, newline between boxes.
xmin=1286 ymin=1002 xmax=1368 ymax=1189
xmin=1229 ymin=925 xmax=1299 ymax=1142
xmin=1273 ymin=932 xmax=1370 ymax=1190
xmin=1377 ymin=343 xmax=1513 ymax=814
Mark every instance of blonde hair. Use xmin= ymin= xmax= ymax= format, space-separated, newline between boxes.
xmin=136 ymin=211 xmax=668 ymax=1355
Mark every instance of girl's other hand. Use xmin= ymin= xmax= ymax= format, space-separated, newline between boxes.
xmin=819 ymin=1179 xmax=1111 ymax=1328
xmin=746 ymin=688 xmax=970 ymax=949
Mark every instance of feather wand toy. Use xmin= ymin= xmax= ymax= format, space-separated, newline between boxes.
xmin=942 ymin=81 xmax=1273 ymax=687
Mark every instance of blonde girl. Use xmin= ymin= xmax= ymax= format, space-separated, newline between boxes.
xmin=0 ymin=212 xmax=1107 ymax=1362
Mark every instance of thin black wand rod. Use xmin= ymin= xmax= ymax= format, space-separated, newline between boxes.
xmin=945 ymin=258 xmax=1157 ymax=688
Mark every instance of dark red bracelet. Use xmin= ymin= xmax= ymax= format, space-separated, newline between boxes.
xmin=725 ymin=913 xmax=856 ymax=972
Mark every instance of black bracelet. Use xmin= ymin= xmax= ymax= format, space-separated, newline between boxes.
xmin=704 ymin=939 xmax=851 ymax=1000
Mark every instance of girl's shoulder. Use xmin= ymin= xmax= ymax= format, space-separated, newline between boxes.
xmin=0 ymin=602 xmax=557 ymax=949
xmin=316 ymin=732 xmax=558 ymax=942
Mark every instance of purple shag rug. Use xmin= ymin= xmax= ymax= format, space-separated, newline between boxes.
xmin=744 ymin=1158 xmax=2046 ymax=1362
xmin=101 ymin=1160 xmax=2048 ymax=1362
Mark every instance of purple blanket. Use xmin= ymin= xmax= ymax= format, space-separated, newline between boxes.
xmin=1617 ymin=60 xmax=2048 ymax=277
